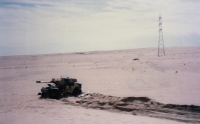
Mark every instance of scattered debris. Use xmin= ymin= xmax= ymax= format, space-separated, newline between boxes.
xmin=78 ymin=93 xmax=92 ymax=98
xmin=133 ymin=58 xmax=139 ymax=61
xmin=76 ymin=52 xmax=85 ymax=55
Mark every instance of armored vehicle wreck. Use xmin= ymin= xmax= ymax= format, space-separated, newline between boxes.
xmin=36 ymin=77 xmax=82 ymax=99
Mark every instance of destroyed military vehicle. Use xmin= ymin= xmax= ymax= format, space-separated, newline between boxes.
xmin=36 ymin=77 xmax=82 ymax=99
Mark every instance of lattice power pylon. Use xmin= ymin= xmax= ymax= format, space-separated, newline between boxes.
xmin=158 ymin=14 xmax=165 ymax=57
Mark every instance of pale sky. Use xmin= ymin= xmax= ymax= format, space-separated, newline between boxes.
xmin=0 ymin=0 xmax=200 ymax=56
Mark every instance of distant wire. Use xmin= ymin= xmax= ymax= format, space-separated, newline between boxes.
xmin=131 ymin=25 xmax=158 ymax=32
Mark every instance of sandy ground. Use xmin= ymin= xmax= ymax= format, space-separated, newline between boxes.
xmin=0 ymin=46 xmax=200 ymax=124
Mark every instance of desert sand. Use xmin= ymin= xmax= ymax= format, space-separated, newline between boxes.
xmin=0 ymin=46 xmax=200 ymax=124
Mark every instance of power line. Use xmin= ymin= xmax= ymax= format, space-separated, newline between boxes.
xmin=158 ymin=14 xmax=165 ymax=57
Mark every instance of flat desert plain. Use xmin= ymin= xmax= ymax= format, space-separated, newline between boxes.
xmin=0 ymin=46 xmax=200 ymax=124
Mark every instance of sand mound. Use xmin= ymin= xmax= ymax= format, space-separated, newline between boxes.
xmin=61 ymin=93 xmax=200 ymax=123
xmin=121 ymin=97 xmax=151 ymax=102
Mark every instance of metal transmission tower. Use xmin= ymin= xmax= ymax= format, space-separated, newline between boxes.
xmin=158 ymin=14 xmax=165 ymax=57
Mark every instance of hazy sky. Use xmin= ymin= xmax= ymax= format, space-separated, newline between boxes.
xmin=0 ymin=0 xmax=200 ymax=56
